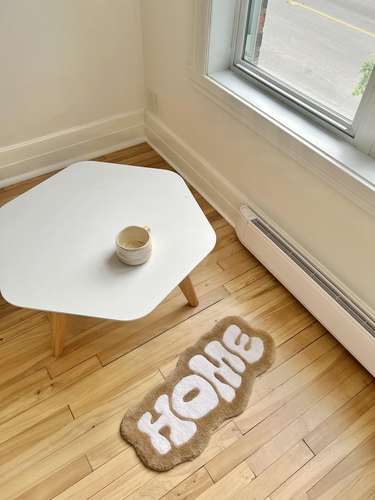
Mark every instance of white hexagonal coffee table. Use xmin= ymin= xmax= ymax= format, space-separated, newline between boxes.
xmin=0 ymin=162 xmax=216 ymax=356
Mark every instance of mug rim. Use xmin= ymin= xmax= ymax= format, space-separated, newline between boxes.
xmin=116 ymin=225 xmax=151 ymax=251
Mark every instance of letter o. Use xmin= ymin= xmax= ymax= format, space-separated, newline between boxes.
xmin=172 ymin=374 xmax=219 ymax=420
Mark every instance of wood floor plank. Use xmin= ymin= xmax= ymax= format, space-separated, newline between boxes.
xmin=304 ymin=381 xmax=375 ymax=455
xmin=161 ymin=256 xmax=248 ymax=303
xmin=234 ymin=340 xmax=344 ymax=434
xmin=123 ymin=422 xmax=241 ymax=500
xmin=86 ymin=433 xmax=125 ymax=470
xmin=14 ymin=455 xmax=92 ymax=500
xmin=67 ymin=422 xmax=239 ymax=500
xmin=0 ymin=408 xmax=124 ymax=487
xmin=242 ymin=295 xmax=316 ymax=350
xmin=120 ymin=156 xmax=168 ymax=169
xmin=0 ymin=171 xmax=55 ymax=193
xmin=192 ymin=194 xmax=215 ymax=213
xmin=46 ymin=318 xmax=128 ymax=378
xmin=205 ymin=209 xmax=226 ymax=226
xmin=89 ymin=462 xmax=157 ymax=500
xmin=218 ymin=247 xmax=259 ymax=271
xmin=0 ymin=318 xmax=53 ymax=389
xmin=236 ymin=441 xmax=314 ymax=500
xmin=250 ymin=297 xmax=316 ymax=346
xmin=205 ymin=347 xmax=362 ymax=482
xmin=0 ymin=407 xmax=73 ymax=486
xmin=191 ymin=262 xmax=225 ymax=285
xmin=0 ymin=311 xmax=47 ymax=348
xmin=213 ymin=225 xmax=238 ymax=251
xmin=0 ymin=313 xmax=99 ymax=390
xmin=0 ymin=368 xmax=51 ymax=425
xmin=0 ymin=357 xmax=101 ymax=425
xmin=0 ymin=395 xmax=65 ymax=448
xmin=235 ymin=330 xmax=336 ymax=431
xmin=0 ymin=298 xmax=18 ymax=320
xmin=119 ymin=155 xmax=161 ymax=168
xmin=0 ymin=370 xmax=162 ymax=497
xmin=196 ymin=462 xmax=255 ymax=499
xmin=200 ymin=240 xmax=245 ymax=268
xmin=224 ymin=264 xmax=269 ymax=293
xmin=162 ymin=467 xmax=214 ymax=500
xmin=53 ymin=447 xmax=140 ymax=500
xmin=0 ymin=368 xmax=50 ymax=409
xmin=270 ymin=406 xmax=375 ymax=499
xmin=93 ymin=143 xmax=152 ymax=162
xmin=246 ymin=368 xmax=372 ymax=476
xmin=0 ymin=364 xmax=162 ymax=455
xmin=50 ymin=355 xmax=102 ymax=386
xmin=0 ymin=308 xmax=40 ymax=342
xmin=270 ymin=321 xmax=326 ymax=370
xmin=182 ymin=259 xmax=266 ymax=302
xmin=307 ymin=434 xmax=375 ymax=499
xmin=0 ymin=172 xmax=56 ymax=206
xmin=68 ymin=363 xmax=165 ymax=423
xmin=336 ymin=470 xmax=375 ymax=500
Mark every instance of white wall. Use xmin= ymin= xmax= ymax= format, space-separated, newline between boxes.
xmin=140 ymin=0 xmax=375 ymax=315
xmin=0 ymin=0 xmax=145 ymax=183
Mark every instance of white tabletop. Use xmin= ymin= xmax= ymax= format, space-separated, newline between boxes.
xmin=0 ymin=162 xmax=216 ymax=321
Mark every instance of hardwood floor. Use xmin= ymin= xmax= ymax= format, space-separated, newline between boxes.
xmin=0 ymin=143 xmax=374 ymax=499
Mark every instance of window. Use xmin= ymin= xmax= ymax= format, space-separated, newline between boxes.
xmin=232 ymin=0 xmax=375 ymax=147
xmin=191 ymin=0 xmax=375 ymax=213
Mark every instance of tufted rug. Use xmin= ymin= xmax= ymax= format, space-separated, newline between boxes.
xmin=120 ymin=316 xmax=276 ymax=471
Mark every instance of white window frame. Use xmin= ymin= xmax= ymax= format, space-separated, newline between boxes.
xmin=190 ymin=0 xmax=375 ymax=215
xmin=231 ymin=0 xmax=375 ymax=150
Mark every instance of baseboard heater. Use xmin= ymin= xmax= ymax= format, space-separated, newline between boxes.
xmin=236 ymin=206 xmax=375 ymax=376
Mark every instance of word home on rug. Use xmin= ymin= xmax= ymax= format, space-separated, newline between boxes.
xmin=121 ymin=316 xmax=275 ymax=471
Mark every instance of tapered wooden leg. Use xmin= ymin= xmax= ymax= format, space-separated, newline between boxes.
xmin=50 ymin=312 xmax=66 ymax=357
xmin=179 ymin=275 xmax=199 ymax=307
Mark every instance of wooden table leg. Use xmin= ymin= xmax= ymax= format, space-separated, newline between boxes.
xmin=179 ymin=275 xmax=199 ymax=307
xmin=50 ymin=312 xmax=66 ymax=357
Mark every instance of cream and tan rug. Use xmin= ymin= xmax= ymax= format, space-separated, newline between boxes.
xmin=120 ymin=316 xmax=275 ymax=471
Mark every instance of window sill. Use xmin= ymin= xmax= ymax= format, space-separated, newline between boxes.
xmin=189 ymin=67 xmax=375 ymax=216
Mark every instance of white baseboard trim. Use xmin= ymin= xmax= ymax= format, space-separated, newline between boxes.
xmin=145 ymin=111 xmax=247 ymax=226
xmin=0 ymin=110 xmax=146 ymax=188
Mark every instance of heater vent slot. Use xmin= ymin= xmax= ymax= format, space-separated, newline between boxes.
xmin=251 ymin=218 xmax=375 ymax=338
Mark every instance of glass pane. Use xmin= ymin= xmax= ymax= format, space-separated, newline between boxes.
xmin=244 ymin=0 xmax=375 ymax=122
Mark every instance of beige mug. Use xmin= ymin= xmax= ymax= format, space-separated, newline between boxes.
xmin=116 ymin=226 xmax=152 ymax=265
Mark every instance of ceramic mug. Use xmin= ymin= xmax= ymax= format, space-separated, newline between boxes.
xmin=116 ymin=226 xmax=152 ymax=265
